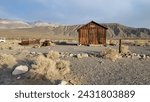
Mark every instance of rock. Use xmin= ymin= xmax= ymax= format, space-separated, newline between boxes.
xmin=58 ymin=80 xmax=68 ymax=85
xmin=127 ymin=55 xmax=131 ymax=58
xmin=77 ymin=54 xmax=82 ymax=58
xmin=81 ymin=53 xmax=88 ymax=58
xmin=12 ymin=65 xmax=28 ymax=75
xmin=132 ymin=53 xmax=137 ymax=56
xmin=69 ymin=54 xmax=74 ymax=57
xmin=143 ymin=54 xmax=146 ymax=59
xmin=140 ymin=54 xmax=146 ymax=59
xmin=30 ymin=52 xmax=36 ymax=55
xmin=131 ymin=53 xmax=141 ymax=59
xmin=16 ymin=76 xmax=21 ymax=80
xmin=136 ymin=54 xmax=141 ymax=58
xmin=77 ymin=53 xmax=88 ymax=58
xmin=146 ymin=56 xmax=150 ymax=59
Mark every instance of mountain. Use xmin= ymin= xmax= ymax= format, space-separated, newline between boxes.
xmin=50 ymin=24 xmax=150 ymax=38
xmin=0 ymin=18 xmax=149 ymax=39
xmin=103 ymin=23 xmax=150 ymax=38
xmin=30 ymin=21 xmax=60 ymax=27
xmin=0 ymin=19 xmax=31 ymax=29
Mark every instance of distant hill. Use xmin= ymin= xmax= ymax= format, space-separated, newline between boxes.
xmin=0 ymin=18 xmax=149 ymax=39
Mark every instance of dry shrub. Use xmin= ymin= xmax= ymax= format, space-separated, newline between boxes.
xmin=31 ymin=55 xmax=70 ymax=80
xmin=0 ymin=40 xmax=23 ymax=50
xmin=47 ymin=50 xmax=60 ymax=60
xmin=134 ymin=40 xmax=149 ymax=46
xmin=121 ymin=45 xmax=129 ymax=54
xmin=101 ymin=48 xmax=119 ymax=61
xmin=31 ymin=55 xmax=56 ymax=77
xmin=0 ymin=54 xmax=16 ymax=68
xmin=108 ymin=40 xmax=118 ymax=46
xmin=55 ymin=60 xmax=70 ymax=75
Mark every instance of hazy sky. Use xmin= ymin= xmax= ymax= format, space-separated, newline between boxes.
xmin=0 ymin=0 xmax=150 ymax=28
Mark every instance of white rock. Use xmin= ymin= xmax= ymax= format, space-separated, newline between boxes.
xmin=81 ymin=53 xmax=88 ymax=58
xmin=12 ymin=65 xmax=28 ymax=75
xmin=58 ymin=80 xmax=68 ymax=85
xmin=30 ymin=52 xmax=36 ymax=55
xmin=77 ymin=54 xmax=82 ymax=58
xmin=137 ymin=54 xmax=141 ymax=57
xmin=69 ymin=54 xmax=74 ymax=57
xmin=132 ymin=53 xmax=137 ymax=56
xmin=142 ymin=54 xmax=146 ymax=59
xmin=146 ymin=56 xmax=150 ymax=59
xmin=16 ymin=76 xmax=21 ymax=80
xmin=77 ymin=53 xmax=89 ymax=58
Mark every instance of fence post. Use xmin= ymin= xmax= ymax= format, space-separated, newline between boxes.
xmin=119 ymin=39 xmax=122 ymax=53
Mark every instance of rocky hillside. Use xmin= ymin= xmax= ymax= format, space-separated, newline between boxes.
xmin=103 ymin=23 xmax=150 ymax=38
xmin=52 ymin=23 xmax=150 ymax=38
xmin=0 ymin=18 xmax=150 ymax=39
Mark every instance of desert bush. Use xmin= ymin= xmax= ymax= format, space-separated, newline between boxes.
xmin=108 ymin=40 xmax=118 ymax=46
xmin=0 ymin=40 xmax=22 ymax=50
xmin=55 ymin=60 xmax=70 ymax=75
xmin=31 ymin=55 xmax=56 ymax=77
xmin=101 ymin=48 xmax=120 ymax=61
xmin=121 ymin=45 xmax=129 ymax=54
xmin=47 ymin=50 xmax=60 ymax=60
xmin=0 ymin=54 xmax=16 ymax=68
xmin=31 ymin=55 xmax=70 ymax=80
xmin=134 ymin=40 xmax=149 ymax=46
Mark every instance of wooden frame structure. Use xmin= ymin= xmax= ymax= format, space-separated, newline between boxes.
xmin=77 ymin=21 xmax=108 ymax=45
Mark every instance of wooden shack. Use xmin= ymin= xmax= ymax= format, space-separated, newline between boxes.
xmin=77 ymin=21 xmax=108 ymax=45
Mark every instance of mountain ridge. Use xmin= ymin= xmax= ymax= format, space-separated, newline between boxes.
xmin=0 ymin=18 xmax=149 ymax=38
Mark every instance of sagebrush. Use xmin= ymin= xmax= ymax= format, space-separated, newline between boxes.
xmin=47 ymin=50 xmax=60 ymax=60
xmin=31 ymin=54 xmax=70 ymax=80
xmin=101 ymin=48 xmax=120 ymax=61
xmin=0 ymin=54 xmax=16 ymax=68
xmin=121 ymin=45 xmax=129 ymax=54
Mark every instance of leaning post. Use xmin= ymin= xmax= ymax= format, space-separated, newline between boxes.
xmin=119 ymin=39 xmax=122 ymax=53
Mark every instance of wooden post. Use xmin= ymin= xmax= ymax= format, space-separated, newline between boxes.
xmin=119 ymin=39 xmax=122 ymax=53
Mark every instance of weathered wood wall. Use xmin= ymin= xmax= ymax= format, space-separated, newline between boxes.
xmin=78 ymin=21 xmax=107 ymax=45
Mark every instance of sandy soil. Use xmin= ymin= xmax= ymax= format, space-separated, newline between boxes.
xmin=0 ymin=42 xmax=150 ymax=85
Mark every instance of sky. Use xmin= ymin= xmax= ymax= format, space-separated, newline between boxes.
xmin=0 ymin=0 xmax=150 ymax=28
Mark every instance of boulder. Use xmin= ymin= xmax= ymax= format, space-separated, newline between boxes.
xmin=12 ymin=65 xmax=28 ymax=75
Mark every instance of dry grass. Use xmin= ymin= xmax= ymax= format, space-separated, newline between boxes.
xmin=101 ymin=48 xmax=120 ymax=61
xmin=0 ymin=54 xmax=16 ymax=68
xmin=47 ymin=50 xmax=60 ymax=60
xmin=134 ymin=40 xmax=150 ymax=46
xmin=0 ymin=40 xmax=22 ymax=50
xmin=121 ymin=45 xmax=129 ymax=54
xmin=107 ymin=40 xmax=118 ymax=46
xmin=31 ymin=54 xmax=70 ymax=80
xmin=31 ymin=55 xmax=56 ymax=78
xmin=55 ymin=60 xmax=70 ymax=75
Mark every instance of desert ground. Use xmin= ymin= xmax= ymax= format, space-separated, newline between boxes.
xmin=0 ymin=39 xmax=150 ymax=85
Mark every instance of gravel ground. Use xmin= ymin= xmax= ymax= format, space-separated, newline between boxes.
xmin=0 ymin=44 xmax=150 ymax=85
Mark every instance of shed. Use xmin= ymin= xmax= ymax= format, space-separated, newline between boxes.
xmin=77 ymin=21 xmax=108 ymax=45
